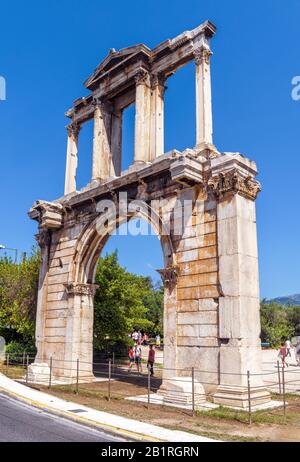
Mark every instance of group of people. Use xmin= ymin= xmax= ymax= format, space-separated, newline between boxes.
xmin=130 ymin=330 xmax=161 ymax=348
xmin=128 ymin=330 xmax=161 ymax=375
xmin=278 ymin=339 xmax=300 ymax=367
xmin=128 ymin=343 xmax=156 ymax=375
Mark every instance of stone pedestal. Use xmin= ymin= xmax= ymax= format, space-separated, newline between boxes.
xmin=158 ymin=377 xmax=206 ymax=407
xmin=27 ymin=363 xmax=51 ymax=385
xmin=27 ymin=361 xmax=95 ymax=385
xmin=213 ymin=385 xmax=270 ymax=409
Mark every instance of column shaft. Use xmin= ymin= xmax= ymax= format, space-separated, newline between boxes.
xmin=213 ymin=191 xmax=270 ymax=407
xmin=150 ymin=77 xmax=165 ymax=160
xmin=134 ymin=71 xmax=151 ymax=164
xmin=110 ymin=111 xmax=122 ymax=176
xmin=64 ymin=126 xmax=79 ymax=195
xmin=195 ymin=47 xmax=213 ymax=147
xmin=92 ymin=104 xmax=111 ymax=181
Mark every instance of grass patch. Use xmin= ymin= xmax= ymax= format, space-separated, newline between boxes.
xmin=271 ymin=391 xmax=300 ymax=401
xmin=196 ymin=405 xmax=292 ymax=425
xmin=160 ymin=424 xmax=263 ymax=442
xmin=50 ymin=384 xmax=122 ymax=401
xmin=0 ymin=364 xmax=25 ymax=379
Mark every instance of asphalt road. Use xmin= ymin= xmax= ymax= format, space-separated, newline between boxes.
xmin=0 ymin=393 xmax=125 ymax=442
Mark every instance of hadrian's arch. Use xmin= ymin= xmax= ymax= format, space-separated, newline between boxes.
xmin=28 ymin=21 xmax=271 ymax=408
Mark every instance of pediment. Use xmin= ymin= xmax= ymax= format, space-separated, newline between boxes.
xmin=84 ymin=44 xmax=151 ymax=89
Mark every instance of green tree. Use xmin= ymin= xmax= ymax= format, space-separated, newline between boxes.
xmin=93 ymin=251 xmax=155 ymax=351
xmin=0 ymin=249 xmax=40 ymax=347
xmin=286 ymin=305 xmax=300 ymax=335
xmin=143 ymin=281 xmax=164 ymax=336
xmin=260 ymin=301 xmax=295 ymax=348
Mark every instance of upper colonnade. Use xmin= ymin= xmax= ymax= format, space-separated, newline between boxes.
xmin=64 ymin=21 xmax=217 ymax=195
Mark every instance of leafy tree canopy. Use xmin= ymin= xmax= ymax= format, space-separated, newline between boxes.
xmin=0 ymin=249 xmax=40 ymax=346
xmin=260 ymin=301 xmax=299 ymax=348
xmin=93 ymin=251 xmax=163 ymax=351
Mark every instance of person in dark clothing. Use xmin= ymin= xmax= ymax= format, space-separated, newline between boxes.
xmin=147 ymin=344 xmax=155 ymax=376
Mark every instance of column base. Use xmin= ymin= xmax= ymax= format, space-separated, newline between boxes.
xmin=27 ymin=362 xmax=95 ymax=385
xmin=158 ymin=377 xmax=206 ymax=407
xmin=194 ymin=142 xmax=219 ymax=158
xmin=213 ymin=385 xmax=271 ymax=409
xmin=27 ymin=362 xmax=51 ymax=385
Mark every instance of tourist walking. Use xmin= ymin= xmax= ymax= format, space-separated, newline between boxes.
xmin=128 ymin=346 xmax=135 ymax=372
xmin=285 ymin=339 xmax=292 ymax=357
xmin=147 ymin=344 xmax=155 ymax=376
xmin=155 ymin=334 xmax=161 ymax=348
xmin=134 ymin=343 xmax=143 ymax=373
xmin=137 ymin=330 xmax=142 ymax=344
xmin=278 ymin=343 xmax=289 ymax=367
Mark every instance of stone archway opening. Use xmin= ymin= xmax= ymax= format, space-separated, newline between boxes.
xmin=90 ymin=217 xmax=164 ymax=379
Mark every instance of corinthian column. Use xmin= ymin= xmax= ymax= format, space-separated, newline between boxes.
xmin=110 ymin=110 xmax=122 ymax=177
xmin=150 ymin=74 xmax=166 ymax=160
xmin=194 ymin=46 xmax=213 ymax=148
xmin=92 ymin=100 xmax=111 ymax=181
xmin=134 ymin=70 xmax=151 ymax=164
xmin=64 ymin=124 xmax=80 ymax=195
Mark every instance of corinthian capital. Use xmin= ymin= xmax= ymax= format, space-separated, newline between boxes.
xmin=151 ymin=72 xmax=167 ymax=97
xmin=208 ymin=170 xmax=261 ymax=201
xmin=194 ymin=46 xmax=212 ymax=65
xmin=64 ymin=283 xmax=99 ymax=297
xmin=156 ymin=266 xmax=179 ymax=289
xmin=134 ymin=69 xmax=151 ymax=87
xmin=67 ymin=123 xmax=80 ymax=138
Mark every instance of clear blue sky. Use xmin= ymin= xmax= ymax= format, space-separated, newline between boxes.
xmin=0 ymin=0 xmax=299 ymax=299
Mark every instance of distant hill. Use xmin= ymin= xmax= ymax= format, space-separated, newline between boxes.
xmin=267 ymin=294 xmax=300 ymax=306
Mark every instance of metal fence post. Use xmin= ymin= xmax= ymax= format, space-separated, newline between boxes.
xmin=108 ymin=359 xmax=111 ymax=401
xmin=147 ymin=366 xmax=151 ymax=410
xmin=22 ymin=351 xmax=25 ymax=368
xmin=277 ymin=360 xmax=282 ymax=395
xmin=112 ymin=352 xmax=115 ymax=373
xmin=282 ymin=365 xmax=286 ymax=420
xmin=26 ymin=355 xmax=29 ymax=384
xmin=6 ymin=354 xmax=9 ymax=376
xmin=76 ymin=358 xmax=79 ymax=395
xmin=49 ymin=357 xmax=53 ymax=389
xmin=192 ymin=367 xmax=195 ymax=417
xmin=247 ymin=370 xmax=252 ymax=425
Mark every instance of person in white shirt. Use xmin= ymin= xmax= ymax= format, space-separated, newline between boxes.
xmin=134 ymin=343 xmax=143 ymax=373
xmin=285 ymin=339 xmax=292 ymax=357
xmin=132 ymin=330 xmax=139 ymax=342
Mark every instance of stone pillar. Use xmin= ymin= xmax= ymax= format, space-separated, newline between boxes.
xmin=62 ymin=283 xmax=98 ymax=382
xmin=194 ymin=46 xmax=213 ymax=149
xmin=33 ymin=229 xmax=50 ymax=362
xmin=134 ymin=70 xmax=151 ymax=164
xmin=157 ymin=268 xmax=178 ymax=381
xmin=110 ymin=110 xmax=122 ymax=177
xmin=64 ymin=124 xmax=79 ymax=195
xmin=92 ymin=101 xmax=111 ymax=181
xmin=209 ymin=156 xmax=271 ymax=408
xmin=150 ymin=74 xmax=165 ymax=160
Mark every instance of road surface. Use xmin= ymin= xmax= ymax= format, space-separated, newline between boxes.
xmin=0 ymin=393 xmax=126 ymax=442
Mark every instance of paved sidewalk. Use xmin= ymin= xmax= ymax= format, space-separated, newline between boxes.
xmin=0 ymin=373 xmax=219 ymax=442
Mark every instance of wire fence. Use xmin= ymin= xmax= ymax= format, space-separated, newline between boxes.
xmin=1 ymin=352 xmax=300 ymax=425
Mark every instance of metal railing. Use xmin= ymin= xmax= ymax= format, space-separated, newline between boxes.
xmin=1 ymin=352 xmax=299 ymax=425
